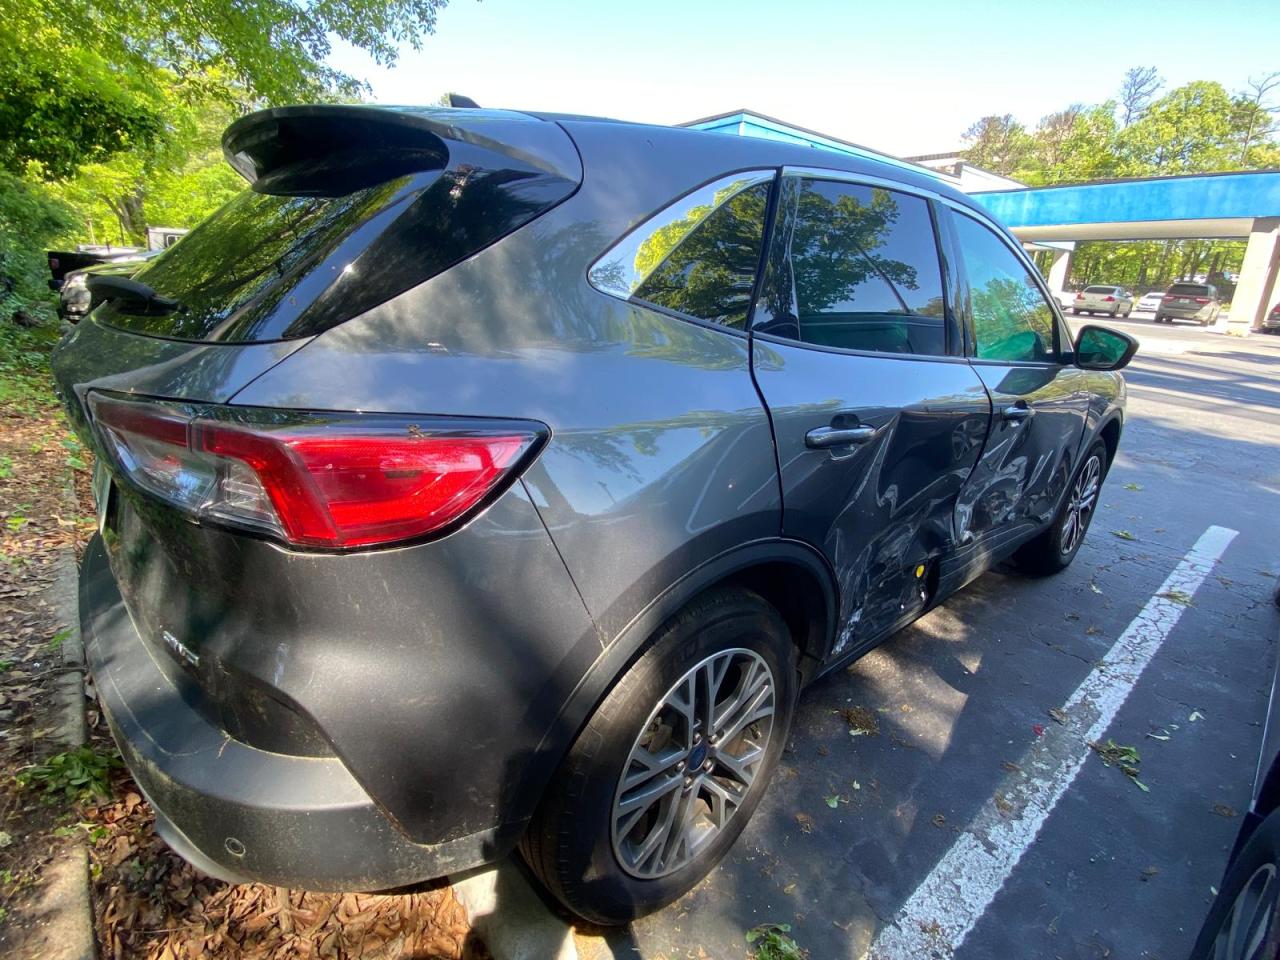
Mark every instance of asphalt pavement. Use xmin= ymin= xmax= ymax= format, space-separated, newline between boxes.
xmin=561 ymin=315 xmax=1280 ymax=960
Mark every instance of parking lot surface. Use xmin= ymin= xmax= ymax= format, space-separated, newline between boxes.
xmin=566 ymin=317 xmax=1280 ymax=959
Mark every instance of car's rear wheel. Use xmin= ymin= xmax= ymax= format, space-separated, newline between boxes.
xmin=1191 ymin=807 xmax=1280 ymax=959
xmin=521 ymin=587 xmax=797 ymax=924
xmin=1071 ymin=308 xmax=1081 ymax=315
xmin=1012 ymin=440 xmax=1108 ymax=577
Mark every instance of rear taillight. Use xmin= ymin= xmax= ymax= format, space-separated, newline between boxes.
xmin=1194 ymin=297 xmax=1210 ymax=304
xmin=1102 ymin=295 xmax=1115 ymax=302
xmin=1162 ymin=295 xmax=1176 ymax=302
xmin=1074 ymin=293 xmax=1084 ymax=300
xmin=88 ymin=393 xmax=543 ymax=550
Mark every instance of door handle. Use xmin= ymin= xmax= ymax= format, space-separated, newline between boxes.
xmin=1001 ymin=403 xmax=1035 ymax=424
xmin=805 ymin=425 xmax=877 ymax=448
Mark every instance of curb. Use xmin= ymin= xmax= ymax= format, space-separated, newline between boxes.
xmin=31 ymin=475 xmax=97 ymax=960
xmin=450 ymin=861 xmax=578 ymax=960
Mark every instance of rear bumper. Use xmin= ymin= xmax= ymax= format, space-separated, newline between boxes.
xmin=1159 ymin=303 xmax=1214 ymax=319
xmin=80 ymin=534 xmax=504 ymax=890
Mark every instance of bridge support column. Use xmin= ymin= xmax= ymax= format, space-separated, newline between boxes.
xmin=1228 ymin=217 xmax=1280 ymax=336
xmin=1046 ymin=248 xmax=1071 ymax=298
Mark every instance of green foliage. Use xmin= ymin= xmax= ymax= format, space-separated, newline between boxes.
xmin=0 ymin=41 xmax=165 ymax=180
xmin=0 ymin=323 xmax=60 ymax=411
xmin=4 ymin=0 xmax=452 ymax=107
xmin=15 ymin=746 xmax=122 ymax=803
xmin=747 ymin=923 xmax=806 ymax=959
xmin=961 ymin=70 xmax=1279 ymax=294
xmin=0 ymin=172 xmax=76 ymax=325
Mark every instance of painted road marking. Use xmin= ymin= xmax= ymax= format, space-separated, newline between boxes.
xmin=867 ymin=524 xmax=1239 ymax=959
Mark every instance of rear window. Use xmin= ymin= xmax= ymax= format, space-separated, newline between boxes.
xmin=1083 ymin=286 xmax=1116 ymax=294
xmin=1168 ymin=283 xmax=1211 ymax=296
xmin=96 ymin=147 xmax=576 ymax=343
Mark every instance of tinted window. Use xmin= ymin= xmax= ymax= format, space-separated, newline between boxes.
xmin=631 ymin=181 xmax=771 ymax=329
xmin=954 ymin=214 xmax=1056 ymax=363
xmin=1168 ymin=283 xmax=1212 ymax=296
xmin=96 ymin=144 xmax=577 ymax=343
xmin=1084 ymin=285 xmax=1117 ymax=294
xmin=756 ymin=179 xmax=946 ymax=356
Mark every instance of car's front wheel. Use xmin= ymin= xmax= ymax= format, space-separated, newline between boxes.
xmin=1012 ymin=440 xmax=1108 ymax=576
xmin=521 ymin=587 xmax=797 ymax=924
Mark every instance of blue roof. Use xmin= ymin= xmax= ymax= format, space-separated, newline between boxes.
xmin=684 ymin=110 xmax=940 ymax=181
xmin=970 ymin=171 xmax=1280 ymax=228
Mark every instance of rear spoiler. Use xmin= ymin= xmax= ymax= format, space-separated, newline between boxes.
xmin=222 ymin=105 xmax=582 ymax=195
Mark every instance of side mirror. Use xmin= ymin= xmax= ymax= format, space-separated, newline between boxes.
xmin=1074 ymin=324 xmax=1138 ymax=371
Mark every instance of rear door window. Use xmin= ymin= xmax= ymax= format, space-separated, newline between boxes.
xmin=753 ymin=177 xmax=948 ymax=356
xmin=953 ymin=213 xmax=1057 ymax=363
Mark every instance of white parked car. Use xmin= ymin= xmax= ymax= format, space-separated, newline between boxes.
xmin=1072 ymin=285 xmax=1133 ymax=317
xmin=1135 ymin=290 xmax=1165 ymax=313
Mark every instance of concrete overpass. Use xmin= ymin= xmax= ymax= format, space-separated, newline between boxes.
xmin=972 ymin=171 xmax=1280 ymax=334
xmin=683 ymin=111 xmax=1280 ymax=335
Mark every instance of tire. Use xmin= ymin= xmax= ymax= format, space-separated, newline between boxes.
xmin=521 ymin=587 xmax=798 ymax=924
xmin=1110 ymin=307 xmax=1118 ymax=317
xmin=1189 ymin=806 xmax=1280 ymax=959
xmin=1071 ymin=308 xmax=1081 ymax=315
xmin=1012 ymin=440 xmax=1109 ymax=577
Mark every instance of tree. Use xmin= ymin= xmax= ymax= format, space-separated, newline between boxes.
xmin=1231 ymin=71 xmax=1280 ymax=166
xmin=4 ymin=0 xmax=455 ymax=108
xmin=1119 ymin=67 xmax=1162 ymax=126
xmin=960 ymin=115 xmax=1033 ymax=175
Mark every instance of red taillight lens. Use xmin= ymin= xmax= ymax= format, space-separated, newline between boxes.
xmin=1102 ymin=295 xmax=1115 ymax=302
xmin=89 ymin=394 xmax=542 ymax=550
xmin=1194 ymin=297 xmax=1210 ymax=304
xmin=1074 ymin=293 xmax=1084 ymax=300
xmin=1162 ymin=295 xmax=1175 ymax=301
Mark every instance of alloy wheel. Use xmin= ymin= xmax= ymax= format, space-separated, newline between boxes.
xmin=1060 ymin=454 xmax=1102 ymax=556
xmin=611 ymin=648 xmax=776 ymax=879
xmin=1212 ymin=864 xmax=1278 ymax=960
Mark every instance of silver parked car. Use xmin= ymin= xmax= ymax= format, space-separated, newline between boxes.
xmin=1155 ymin=282 xmax=1222 ymax=325
xmin=1072 ymin=285 xmax=1133 ymax=317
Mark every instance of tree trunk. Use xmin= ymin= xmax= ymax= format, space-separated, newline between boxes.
xmin=104 ymin=181 xmax=147 ymax=245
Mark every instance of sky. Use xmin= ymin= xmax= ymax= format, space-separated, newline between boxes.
xmin=326 ymin=0 xmax=1279 ymax=157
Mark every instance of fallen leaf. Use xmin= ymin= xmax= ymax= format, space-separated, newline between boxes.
xmin=1189 ymin=710 xmax=1206 ymax=722
xmin=932 ymin=814 xmax=946 ymax=828
xmin=1140 ymin=866 xmax=1159 ymax=881
xmin=1112 ymin=530 xmax=1137 ymax=541
xmin=1033 ymin=724 xmax=1045 ymax=736
xmin=1158 ymin=590 xmax=1194 ymax=606
xmin=825 ymin=795 xmax=840 ymax=809
xmin=796 ymin=813 xmax=814 ymax=834
xmin=1123 ymin=482 xmax=1142 ymax=491
xmin=1048 ymin=708 xmax=1068 ymax=725
xmin=1212 ymin=803 xmax=1237 ymax=818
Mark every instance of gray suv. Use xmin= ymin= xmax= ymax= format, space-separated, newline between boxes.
xmin=1155 ymin=281 xmax=1223 ymax=325
xmin=52 ymin=105 xmax=1135 ymax=924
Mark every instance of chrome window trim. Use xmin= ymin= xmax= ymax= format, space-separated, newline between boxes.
xmin=587 ymin=169 xmax=776 ymax=301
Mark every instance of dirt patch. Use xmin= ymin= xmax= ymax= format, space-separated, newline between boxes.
xmin=85 ymin=772 xmax=484 ymax=959
xmin=0 ymin=400 xmax=95 ymax=955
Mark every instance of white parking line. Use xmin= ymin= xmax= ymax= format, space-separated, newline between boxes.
xmin=866 ymin=524 xmax=1239 ymax=959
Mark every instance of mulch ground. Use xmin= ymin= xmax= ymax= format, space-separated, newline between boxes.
xmin=1 ymin=390 xmax=486 ymax=959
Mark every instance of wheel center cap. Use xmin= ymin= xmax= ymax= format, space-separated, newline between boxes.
xmin=688 ymin=741 xmax=708 ymax=769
